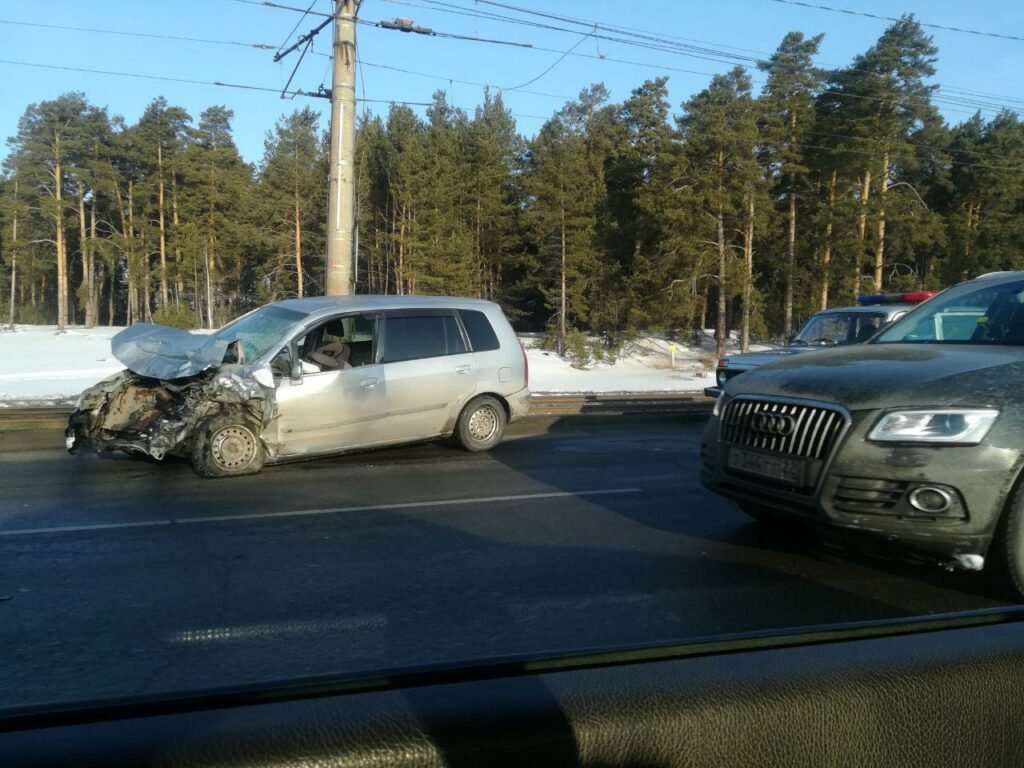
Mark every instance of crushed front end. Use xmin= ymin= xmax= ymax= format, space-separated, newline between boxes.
xmin=66 ymin=323 xmax=276 ymax=462
xmin=66 ymin=368 xmax=272 ymax=461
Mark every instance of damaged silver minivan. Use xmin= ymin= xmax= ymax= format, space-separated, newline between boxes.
xmin=66 ymin=296 xmax=530 ymax=477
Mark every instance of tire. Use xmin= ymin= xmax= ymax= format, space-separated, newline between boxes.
xmin=985 ymin=483 xmax=1024 ymax=601
xmin=454 ymin=396 xmax=507 ymax=452
xmin=190 ymin=412 xmax=265 ymax=478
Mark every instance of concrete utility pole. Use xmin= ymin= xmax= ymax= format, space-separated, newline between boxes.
xmin=326 ymin=0 xmax=358 ymax=296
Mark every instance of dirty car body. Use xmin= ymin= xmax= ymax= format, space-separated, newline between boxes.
xmin=700 ymin=271 xmax=1024 ymax=586
xmin=67 ymin=296 xmax=529 ymax=475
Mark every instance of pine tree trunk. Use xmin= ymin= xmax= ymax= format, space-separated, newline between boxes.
xmin=107 ymin=271 xmax=115 ymax=326
xmin=854 ymin=168 xmax=872 ymax=300
xmin=784 ymin=174 xmax=796 ymax=337
xmin=77 ymin=180 xmax=91 ymax=327
xmin=560 ymin=203 xmax=568 ymax=354
xmin=89 ymin=196 xmax=98 ymax=325
xmin=821 ymin=168 xmax=837 ymax=310
xmin=716 ymin=205 xmax=727 ymax=359
xmin=294 ymin=185 xmax=304 ymax=297
xmin=741 ymin=195 xmax=754 ymax=353
xmin=398 ymin=205 xmax=406 ymax=296
xmin=171 ymin=171 xmax=183 ymax=309
xmin=54 ymin=133 xmax=68 ymax=330
xmin=872 ymin=151 xmax=889 ymax=292
xmin=715 ymin=150 xmax=727 ymax=359
xmin=8 ymin=179 xmax=17 ymax=330
xmin=115 ymin=182 xmax=133 ymax=325
xmin=157 ymin=143 xmax=168 ymax=308
xmin=476 ymin=197 xmax=484 ymax=300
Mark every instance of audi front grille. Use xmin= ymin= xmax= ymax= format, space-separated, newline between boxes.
xmin=721 ymin=398 xmax=847 ymax=460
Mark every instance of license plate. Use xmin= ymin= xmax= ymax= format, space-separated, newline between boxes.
xmin=727 ymin=447 xmax=806 ymax=485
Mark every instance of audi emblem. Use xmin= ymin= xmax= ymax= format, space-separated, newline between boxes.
xmin=749 ymin=412 xmax=796 ymax=436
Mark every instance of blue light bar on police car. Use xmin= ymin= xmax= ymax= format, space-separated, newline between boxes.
xmin=857 ymin=291 xmax=934 ymax=305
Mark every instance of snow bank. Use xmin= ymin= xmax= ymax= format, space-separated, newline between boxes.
xmin=0 ymin=324 xmax=773 ymax=405
xmin=0 ymin=326 xmax=126 ymax=406
xmin=522 ymin=333 xmax=773 ymax=395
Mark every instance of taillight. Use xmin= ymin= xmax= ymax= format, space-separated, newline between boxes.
xmin=521 ymin=341 xmax=529 ymax=388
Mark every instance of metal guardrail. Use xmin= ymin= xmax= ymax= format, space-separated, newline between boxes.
xmin=0 ymin=395 xmax=713 ymax=435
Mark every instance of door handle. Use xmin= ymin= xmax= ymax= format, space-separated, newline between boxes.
xmin=360 ymin=378 xmax=378 ymax=389
xmin=455 ymin=364 xmax=472 ymax=375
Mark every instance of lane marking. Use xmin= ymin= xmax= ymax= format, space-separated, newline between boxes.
xmin=0 ymin=488 xmax=643 ymax=538
xmin=0 ymin=520 xmax=172 ymax=536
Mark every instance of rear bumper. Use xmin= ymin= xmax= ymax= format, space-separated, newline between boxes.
xmin=508 ymin=387 xmax=531 ymax=422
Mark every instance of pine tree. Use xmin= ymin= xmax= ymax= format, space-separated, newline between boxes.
xmin=679 ymin=67 xmax=762 ymax=357
xmin=258 ymin=107 xmax=325 ymax=299
xmin=759 ymin=32 xmax=823 ymax=336
xmin=524 ymin=117 xmax=601 ymax=352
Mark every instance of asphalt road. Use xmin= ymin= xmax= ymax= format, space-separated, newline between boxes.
xmin=0 ymin=415 xmax=1008 ymax=711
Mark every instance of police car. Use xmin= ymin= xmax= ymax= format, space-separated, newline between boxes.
xmin=704 ymin=292 xmax=935 ymax=398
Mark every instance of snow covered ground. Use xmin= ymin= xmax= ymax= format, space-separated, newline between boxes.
xmin=0 ymin=326 xmax=126 ymax=406
xmin=0 ymin=324 xmax=774 ymax=406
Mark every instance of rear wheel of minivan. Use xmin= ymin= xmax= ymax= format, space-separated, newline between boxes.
xmin=454 ymin=396 xmax=506 ymax=452
xmin=191 ymin=412 xmax=265 ymax=478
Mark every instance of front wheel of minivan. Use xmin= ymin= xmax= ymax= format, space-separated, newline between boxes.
xmin=454 ymin=396 xmax=506 ymax=452
xmin=191 ymin=412 xmax=265 ymax=478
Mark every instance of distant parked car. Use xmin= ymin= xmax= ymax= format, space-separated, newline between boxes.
xmin=704 ymin=292 xmax=935 ymax=398
xmin=67 ymin=296 xmax=530 ymax=477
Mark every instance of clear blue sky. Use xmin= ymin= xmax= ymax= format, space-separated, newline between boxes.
xmin=2 ymin=0 xmax=1023 ymax=165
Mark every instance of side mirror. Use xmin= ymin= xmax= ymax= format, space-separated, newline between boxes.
xmin=290 ymin=361 xmax=303 ymax=384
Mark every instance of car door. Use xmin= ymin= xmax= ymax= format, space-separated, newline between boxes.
xmin=378 ymin=310 xmax=475 ymax=441
xmin=272 ymin=313 xmax=388 ymax=457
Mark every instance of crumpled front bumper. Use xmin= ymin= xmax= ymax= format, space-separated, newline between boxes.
xmin=66 ymin=368 xmax=274 ymax=461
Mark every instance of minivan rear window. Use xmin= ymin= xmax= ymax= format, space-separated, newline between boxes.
xmin=383 ymin=315 xmax=467 ymax=362
xmin=458 ymin=310 xmax=500 ymax=352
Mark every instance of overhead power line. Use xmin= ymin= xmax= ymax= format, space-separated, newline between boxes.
xmin=374 ymin=0 xmax=1023 ymax=115
xmin=356 ymin=17 xmax=534 ymax=48
xmin=767 ymin=0 xmax=1024 ymax=43
xmin=360 ymin=60 xmax=571 ymax=99
xmin=505 ymin=27 xmax=594 ymax=91
xmin=277 ymin=0 xmax=319 ymax=54
xmin=228 ymin=0 xmax=1024 ymax=116
xmin=0 ymin=18 xmax=276 ymax=49
xmin=0 ymin=57 xmax=431 ymax=106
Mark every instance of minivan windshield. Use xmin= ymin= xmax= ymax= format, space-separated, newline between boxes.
xmin=213 ymin=305 xmax=308 ymax=362
xmin=875 ymin=278 xmax=1024 ymax=345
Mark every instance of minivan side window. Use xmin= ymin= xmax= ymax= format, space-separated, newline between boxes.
xmin=458 ymin=309 xmax=500 ymax=352
xmin=290 ymin=313 xmax=378 ymax=373
xmin=383 ymin=314 xmax=467 ymax=363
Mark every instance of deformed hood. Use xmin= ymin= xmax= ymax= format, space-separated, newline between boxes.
xmin=112 ymin=324 xmax=231 ymax=380
xmin=725 ymin=346 xmax=817 ymax=367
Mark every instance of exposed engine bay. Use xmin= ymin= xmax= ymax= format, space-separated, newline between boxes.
xmin=66 ymin=324 xmax=276 ymax=461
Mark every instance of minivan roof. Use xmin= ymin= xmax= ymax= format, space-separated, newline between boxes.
xmin=273 ymin=295 xmax=499 ymax=318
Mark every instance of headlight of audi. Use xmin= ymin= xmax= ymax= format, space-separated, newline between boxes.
xmin=868 ymin=409 xmax=999 ymax=444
